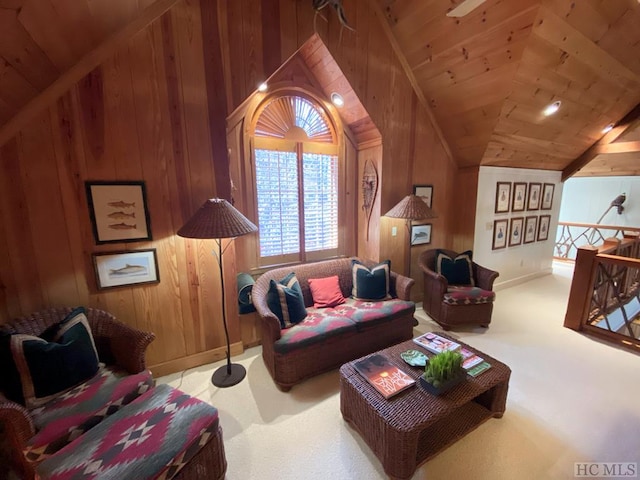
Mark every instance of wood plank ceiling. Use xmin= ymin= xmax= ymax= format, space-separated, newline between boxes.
xmin=0 ymin=0 xmax=639 ymax=177
xmin=376 ymin=0 xmax=640 ymax=177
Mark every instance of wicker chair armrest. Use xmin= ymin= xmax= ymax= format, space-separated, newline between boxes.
xmin=474 ymin=263 xmax=499 ymax=291
xmin=88 ymin=308 xmax=155 ymax=374
xmin=251 ymin=281 xmax=282 ymax=341
xmin=390 ymin=272 xmax=415 ymax=300
xmin=418 ymin=259 xmax=448 ymax=295
xmin=0 ymin=393 xmax=34 ymax=446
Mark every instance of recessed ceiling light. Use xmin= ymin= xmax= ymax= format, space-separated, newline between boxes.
xmin=601 ymin=123 xmax=614 ymax=134
xmin=331 ymin=92 xmax=344 ymax=107
xmin=257 ymin=82 xmax=268 ymax=92
xmin=543 ymin=101 xmax=561 ymax=116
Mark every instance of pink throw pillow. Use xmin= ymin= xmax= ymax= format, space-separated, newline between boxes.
xmin=308 ymin=276 xmax=346 ymax=308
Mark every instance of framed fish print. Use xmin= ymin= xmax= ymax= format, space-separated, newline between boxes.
xmin=93 ymin=249 xmax=159 ymax=290
xmin=411 ymin=224 xmax=432 ymax=246
xmin=85 ymin=181 xmax=152 ymax=244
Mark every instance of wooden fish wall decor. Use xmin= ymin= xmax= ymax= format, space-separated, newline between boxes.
xmin=362 ymin=159 xmax=378 ymax=241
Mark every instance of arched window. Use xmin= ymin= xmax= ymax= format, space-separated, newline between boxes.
xmin=252 ymin=94 xmax=340 ymax=266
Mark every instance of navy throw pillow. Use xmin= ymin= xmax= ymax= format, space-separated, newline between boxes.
xmin=351 ymin=259 xmax=391 ymax=301
xmin=4 ymin=307 xmax=100 ymax=408
xmin=267 ymin=273 xmax=307 ymax=329
xmin=436 ymin=250 xmax=475 ymax=286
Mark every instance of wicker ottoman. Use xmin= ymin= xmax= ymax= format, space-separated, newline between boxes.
xmin=340 ymin=338 xmax=511 ymax=480
xmin=36 ymin=384 xmax=227 ymax=480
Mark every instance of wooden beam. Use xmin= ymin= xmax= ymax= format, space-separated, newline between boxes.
xmin=595 ymin=141 xmax=640 ymax=155
xmin=367 ymin=0 xmax=455 ymax=167
xmin=562 ymin=103 xmax=640 ymax=181
xmin=0 ymin=0 xmax=180 ymax=148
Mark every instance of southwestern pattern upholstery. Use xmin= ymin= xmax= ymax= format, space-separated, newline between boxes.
xmin=36 ymin=384 xmax=223 ymax=480
xmin=253 ymin=258 xmax=416 ymax=391
xmin=419 ymin=249 xmax=499 ymax=330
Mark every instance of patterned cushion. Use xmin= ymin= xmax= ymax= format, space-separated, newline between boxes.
xmin=5 ymin=308 xmax=99 ymax=408
xmin=267 ymin=273 xmax=307 ymax=328
xmin=443 ymin=286 xmax=495 ymax=305
xmin=306 ymin=298 xmax=415 ymax=329
xmin=436 ymin=250 xmax=475 ymax=286
xmin=274 ymin=315 xmax=357 ymax=354
xmin=24 ymin=366 xmax=154 ymax=463
xmin=36 ymin=384 xmax=219 ymax=480
xmin=351 ymin=259 xmax=391 ymax=301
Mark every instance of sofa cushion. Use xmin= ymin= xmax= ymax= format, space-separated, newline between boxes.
xmin=443 ymin=286 xmax=495 ymax=305
xmin=35 ymin=384 xmax=219 ymax=480
xmin=306 ymin=298 xmax=415 ymax=329
xmin=267 ymin=273 xmax=307 ymax=328
xmin=24 ymin=366 xmax=154 ymax=463
xmin=351 ymin=260 xmax=391 ymax=301
xmin=308 ymin=275 xmax=346 ymax=308
xmin=274 ymin=315 xmax=357 ymax=354
xmin=436 ymin=250 xmax=475 ymax=286
xmin=5 ymin=308 xmax=100 ymax=408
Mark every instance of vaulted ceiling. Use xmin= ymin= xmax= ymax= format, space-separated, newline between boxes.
xmin=1 ymin=0 xmax=639 ymax=177
xmin=374 ymin=0 xmax=640 ymax=178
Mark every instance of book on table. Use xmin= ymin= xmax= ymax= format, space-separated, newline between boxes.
xmin=466 ymin=361 xmax=492 ymax=377
xmin=460 ymin=347 xmax=484 ymax=370
xmin=353 ymin=354 xmax=415 ymax=399
xmin=413 ymin=332 xmax=461 ymax=354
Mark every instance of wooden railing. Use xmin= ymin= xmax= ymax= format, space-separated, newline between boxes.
xmin=564 ymin=235 xmax=640 ymax=353
xmin=554 ymin=222 xmax=640 ymax=261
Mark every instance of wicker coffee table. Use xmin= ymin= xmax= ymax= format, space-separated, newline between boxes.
xmin=339 ymin=337 xmax=511 ymax=479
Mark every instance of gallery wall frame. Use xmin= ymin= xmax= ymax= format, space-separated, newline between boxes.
xmin=495 ymin=182 xmax=511 ymax=213
xmin=527 ymin=182 xmax=542 ymax=211
xmin=523 ymin=216 xmax=538 ymax=244
xmin=492 ymin=219 xmax=508 ymax=250
xmin=538 ymin=215 xmax=551 ymax=241
xmin=512 ymin=182 xmax=527 ymax=212
xmin=509 ymin=217 xmax=524 ymax=246
xmin=93 ymin=249 xmax=160 ymax=290
xmin=85 ymin=181 xmax=152 ymax=245
xmin=413 ymin=185 xmax=433 ymax=208
xmin=411 ymin=224 xmax=432 ymax=246
xmin=541 ymin=183 xmax=555 ymax=210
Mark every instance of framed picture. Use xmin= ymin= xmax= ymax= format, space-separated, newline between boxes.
xmin=541 ymin=183 xmax=555 ymax=210
xmin=411 ymin=224 xmax=432 ymax=246
xmin=509 ymin=217 xmax=524 ymax=246
xmin=538 ymin=215 xmax=551 ymax=241
xmin=523 ymin=216 xmax=538 ymax=244
xmin=93 ymin=249 xmax=160 ymax=290
xmin=413 ymin=185 xmax=433 ymax=208
xmin=512 ymin=182 xmax=527 ymax=212
xmin=492 ymin=219 xmax=508 ymax=250
xmin=85 ymin=181 xmax=152 ymax=244
xmin=527 ymin=182 xmax=542 ymax=211
xmin=495 ymin=182 xmax=511 ymax=213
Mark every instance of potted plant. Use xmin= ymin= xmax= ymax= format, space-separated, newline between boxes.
xmin=420 ymin=350 xmax=465 ymax=396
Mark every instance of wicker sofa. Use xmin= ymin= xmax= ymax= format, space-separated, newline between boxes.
xmin=0 ymin=307 xmax=227 ymax=480
xmin=253 ymin=257 xmax=416 ymax=391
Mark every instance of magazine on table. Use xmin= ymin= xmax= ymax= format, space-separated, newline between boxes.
xmin=413 ymin=332 xmax=461 ymax=354
xmin=466 ymin=361 xmax=492 ymax=377
xmin=353 ymin=354 xmax=415 ymax=399
xmin=460 ymin=347 xmax=484 ymax=370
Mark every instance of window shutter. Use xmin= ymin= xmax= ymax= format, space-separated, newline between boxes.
xmin=303 ymin=152 xmax=338 ymax=252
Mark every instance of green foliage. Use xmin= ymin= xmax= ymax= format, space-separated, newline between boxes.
xmin=422 ymin=350 xmax=463 ymax=388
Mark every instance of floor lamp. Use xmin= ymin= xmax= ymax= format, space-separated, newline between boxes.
xmin=177 ymin=198 xmax=258 ymax=388
xmin=384 ymin=194 xmax=438 ymax=274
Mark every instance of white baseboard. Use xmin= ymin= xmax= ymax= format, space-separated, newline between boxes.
xmin=494 ymin=268 xmax=552 ymax=291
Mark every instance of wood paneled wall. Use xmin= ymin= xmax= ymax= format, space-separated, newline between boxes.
xmin=0 ymin=0 xmax=464 ymax=376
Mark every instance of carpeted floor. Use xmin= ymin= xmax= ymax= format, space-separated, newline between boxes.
xmin=157 ymin=263 xmax=640 ymax=479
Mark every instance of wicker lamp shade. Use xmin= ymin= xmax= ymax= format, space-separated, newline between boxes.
xmin=384 ymin=194 xmax=438 ymax=220
xmin=177 ymin=198 xmax=257 ymax=239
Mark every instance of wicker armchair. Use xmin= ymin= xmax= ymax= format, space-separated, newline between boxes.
xmin=418 ymin=249 xmax=499 ymax=330
xmin=0 ymin=307 xmax=155 ymax=459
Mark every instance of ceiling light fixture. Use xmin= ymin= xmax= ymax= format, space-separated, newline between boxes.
xmin=601 ymin=123 xmax=614 ymax=134
xmin=543 ymin=100 xmax=561 ymax=116
xmin=331 ymin=92 xmax=344 ymax=107
xmin=257 ymin=82 xmax=268 ymax=92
